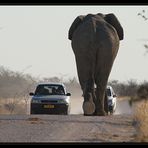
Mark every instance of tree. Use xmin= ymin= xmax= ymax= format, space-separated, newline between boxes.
xmin=138 ymin=10 xmax=148 ymax=55
xmin=138 ymin=10 xmax=148 ymax=21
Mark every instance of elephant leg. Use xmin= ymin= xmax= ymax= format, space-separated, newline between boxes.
xmin=104 ymin=92 xmax=109 ymax=114
xmin=82 ymin=79 xmax=96 ymax=116
xmin=75 ymin=55 xmax=96 ymax=115
xmin=93 ymin=87 xmax=108 ymax=116
xmin=94 ymin=56 xmax=113 ymax=116
xmin=93 ymin=84 xmax=107 ymax=116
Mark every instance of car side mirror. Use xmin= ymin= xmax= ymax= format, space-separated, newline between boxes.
xmin=66 ymin=93 xmax=71 ymax=96
xmin=29 ymin=92 xmax=34 ymax=96
xmin=113 ymin=94 xmax=117 ymax=97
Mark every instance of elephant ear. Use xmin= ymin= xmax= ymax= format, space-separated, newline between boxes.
xmin=68 ymin=15 xmax=84 ymax=40
xmin=105 ymin=13 xmax=124 ymax=40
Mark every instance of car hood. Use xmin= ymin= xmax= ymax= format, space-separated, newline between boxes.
xmin=32 ymin=95 xmax=69 ymax=100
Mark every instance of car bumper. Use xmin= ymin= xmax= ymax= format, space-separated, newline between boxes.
xmin=30 ymin=103 xmax=69 ymax=114
xmin=108 ymin=105 xmax=114 ymax=111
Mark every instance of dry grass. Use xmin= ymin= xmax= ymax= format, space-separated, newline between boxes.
xmin=0 ymin=98 xmax=29 ymax=115
xmin=133 ymin=100 xmax=148 ymax=142
xmin=118 ymin=96 xmax=131 ymax=101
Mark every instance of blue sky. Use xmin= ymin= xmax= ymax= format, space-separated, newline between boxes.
xmin=0 ymin=6 xmax=148 ymax=82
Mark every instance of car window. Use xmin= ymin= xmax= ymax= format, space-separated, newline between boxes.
xmin=35 ymin=85 xmax=49 ymax=95
xmin=34 ymin=85 xmax=65 ymax=95
xmin=106 ymin=88 xmax=112 ymax=96
xmin=56 ymin=86 xmax=65 ymax=95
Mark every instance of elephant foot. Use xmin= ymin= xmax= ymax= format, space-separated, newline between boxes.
xmin=82 ymin=100 xmax=95 ymax=115
xmin=83 ymin=113 xmax=94 ymax=116
xmin=93 ymin=110 xmax=107 ymax=116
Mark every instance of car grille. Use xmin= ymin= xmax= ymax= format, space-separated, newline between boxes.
xmin=31 ymin=103 xmax=69 ymax=114
xmin=41 ymin=100 xmax=58 ymax=103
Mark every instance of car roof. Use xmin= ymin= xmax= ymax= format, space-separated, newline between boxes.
xmin=37 ymin=82 xmax=65 ymax=87
xmin=106 ymin=85 xmax=113 ymax=89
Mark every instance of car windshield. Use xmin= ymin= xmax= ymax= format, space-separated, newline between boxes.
xmin=35 ymin=84 xmax=65 ymax=96
xmin=106 ymin=88 xmax=111 ymax=96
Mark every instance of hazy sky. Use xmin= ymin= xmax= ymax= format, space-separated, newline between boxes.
xmin=0 ymin=5 xmax=148 ymax=82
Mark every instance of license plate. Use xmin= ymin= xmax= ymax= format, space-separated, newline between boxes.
xmin=43 ymin=104 xmax=54 ymax=109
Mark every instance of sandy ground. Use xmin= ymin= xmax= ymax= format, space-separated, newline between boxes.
xmin=0 ymin=114 xmax=135 ymax=143
xmin=0 ymin=97 xmax=137 ymax=143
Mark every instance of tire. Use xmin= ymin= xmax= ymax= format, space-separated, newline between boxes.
xmin=110 ymin=110 xmax=113 ymax=115
xmin=63 ymin=105 xmax=70 ymax=115
xmin=109 ymin=106 xmax=113 ymax=115
xmin=30 ymin=109 xmax=35 ymax=114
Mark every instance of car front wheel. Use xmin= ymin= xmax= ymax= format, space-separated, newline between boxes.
xmin=64 ymin=105 xmax=70 ymax=115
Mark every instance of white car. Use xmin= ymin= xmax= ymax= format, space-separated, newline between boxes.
xmin=106 ymin=85 xmax=117 ymax=114
xmin=29 ymin=83 xmax=71 ymax=115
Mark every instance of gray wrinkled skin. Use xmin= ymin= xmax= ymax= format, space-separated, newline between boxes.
xmin=68 ymin=13 xmax=124 ymax=116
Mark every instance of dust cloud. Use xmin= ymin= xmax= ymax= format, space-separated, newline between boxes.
xmin=70 ymin=97 xmax=83 ymax=115
xmin=115 ymin=99 xmax=133 ymax=115
xmin=70 ymin=96 xmax=133 ymax=115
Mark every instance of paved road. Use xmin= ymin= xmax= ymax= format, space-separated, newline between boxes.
xmin=0 ymin=114 xmax=136 ymax=143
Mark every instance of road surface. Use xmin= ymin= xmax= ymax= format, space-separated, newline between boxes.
xmin=0 ymin=99 xmax=137 ymax=143
xmin=0 ymin=114 xmax=136 ymax=143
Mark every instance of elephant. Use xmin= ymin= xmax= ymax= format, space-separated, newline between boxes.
xmin=68 ymin=13 xmax=124 ymax=116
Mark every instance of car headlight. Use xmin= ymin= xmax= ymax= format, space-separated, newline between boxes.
xmin=31 ymin=99 xmax=41 ymax=103
xmin=57 ymin=99 xmax=67 ymax=104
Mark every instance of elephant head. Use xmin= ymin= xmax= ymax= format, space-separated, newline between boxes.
xmin=68 ymin=13 xmax=124 ymax=41
xmin=68 ymin=13 xmax=124 ymax=116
